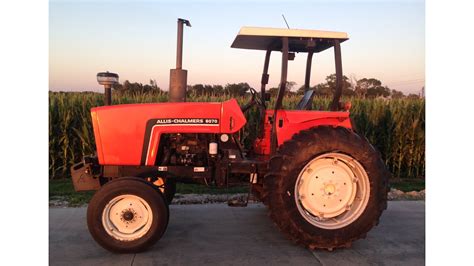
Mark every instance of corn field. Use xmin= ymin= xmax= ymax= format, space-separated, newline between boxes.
xmin=49 ymin=91 xmax=425 ymax=180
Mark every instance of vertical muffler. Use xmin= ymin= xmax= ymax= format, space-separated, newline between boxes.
xmin=169 ymin=18 xmax=191 ymax=102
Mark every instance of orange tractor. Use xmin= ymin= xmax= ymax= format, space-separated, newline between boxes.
xmin=72 ymin=19 xmax=389 ymax=253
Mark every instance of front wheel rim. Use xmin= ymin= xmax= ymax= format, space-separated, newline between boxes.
xmin=294 ymin=152 xmax=370 ymax=230
xmin=102 ymin=194 xmax=153 ymax=241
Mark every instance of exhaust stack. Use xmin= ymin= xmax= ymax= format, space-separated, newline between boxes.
xmin=169 ymin=18 xmax=192 ymax=102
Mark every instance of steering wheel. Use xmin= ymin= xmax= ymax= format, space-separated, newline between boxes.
xmin=241 ymin=88 xmax=264 ymax=113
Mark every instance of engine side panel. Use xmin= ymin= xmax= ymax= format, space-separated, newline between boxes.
xmin=92 ymin=99 xmax=246 ymax=166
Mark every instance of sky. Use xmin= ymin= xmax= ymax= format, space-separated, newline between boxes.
xmin=49 ymin=0 xmax=425 ymax=94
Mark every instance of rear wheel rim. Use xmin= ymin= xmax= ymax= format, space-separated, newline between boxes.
xmin=102 ymin=194 xmax=153 ymax=241
xmin=294 ymin=152 xmax=370 ymax=230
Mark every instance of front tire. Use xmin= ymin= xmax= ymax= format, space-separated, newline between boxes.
xmin=264 ymin=126 xmax=389 ymax=250
xmin=87 ymin=177 xmax=169 ymax=253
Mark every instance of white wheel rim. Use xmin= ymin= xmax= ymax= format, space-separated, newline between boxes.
xmin=102 ymin=194 xmax=153 ymax=241
xmin=294 ymin=152 xmax=370 ymax=230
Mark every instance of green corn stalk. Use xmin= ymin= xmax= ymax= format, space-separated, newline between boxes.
xmin=48 ymin=91 xmax=425 ymax=180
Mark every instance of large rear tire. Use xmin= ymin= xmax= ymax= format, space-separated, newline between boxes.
xmin=87 ymin=177 xmax=169 ymax=253
xmin=264 ymin=126 xmax=389 ymax=250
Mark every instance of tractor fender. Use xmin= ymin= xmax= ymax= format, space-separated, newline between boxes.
xmin=275 ymin=110 xmax=352 ymax=146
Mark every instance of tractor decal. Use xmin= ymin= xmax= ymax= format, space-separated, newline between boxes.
xmin=154 ymin=118 xmax=219 ymax=125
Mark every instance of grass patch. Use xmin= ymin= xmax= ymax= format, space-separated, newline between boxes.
xmin=49 ymin=178 xmax=94 ymax=206
xmin=50 ymin=178 xmax=425 ymax=206
xmin=176 ymin=183 xmax=248 ymax=194
xmin=389 ymin=179 xmax=425 ymax=192
xmin=49 ymin=179 xmax=249 ymax=205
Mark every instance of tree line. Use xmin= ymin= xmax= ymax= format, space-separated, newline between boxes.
xmin=112 ymin=74 xmax=423 ymax=99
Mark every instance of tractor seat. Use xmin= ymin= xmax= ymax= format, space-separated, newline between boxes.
xmin=296 ymin=90 xmax=316 ymax=110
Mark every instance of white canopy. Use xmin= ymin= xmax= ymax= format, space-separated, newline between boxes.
xmin=231 ymin=26 xmax=349 ymax=53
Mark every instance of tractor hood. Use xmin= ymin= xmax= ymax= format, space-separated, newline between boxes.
xmin=91 ymin=99 xmax=246 ymax=166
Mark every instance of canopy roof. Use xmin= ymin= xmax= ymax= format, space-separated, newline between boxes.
xmin=231 ymin=26 xmax=349 ymax=53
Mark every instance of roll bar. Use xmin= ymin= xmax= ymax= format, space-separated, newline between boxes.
xmin=266 ymin=38 xmax=344 ymax=153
